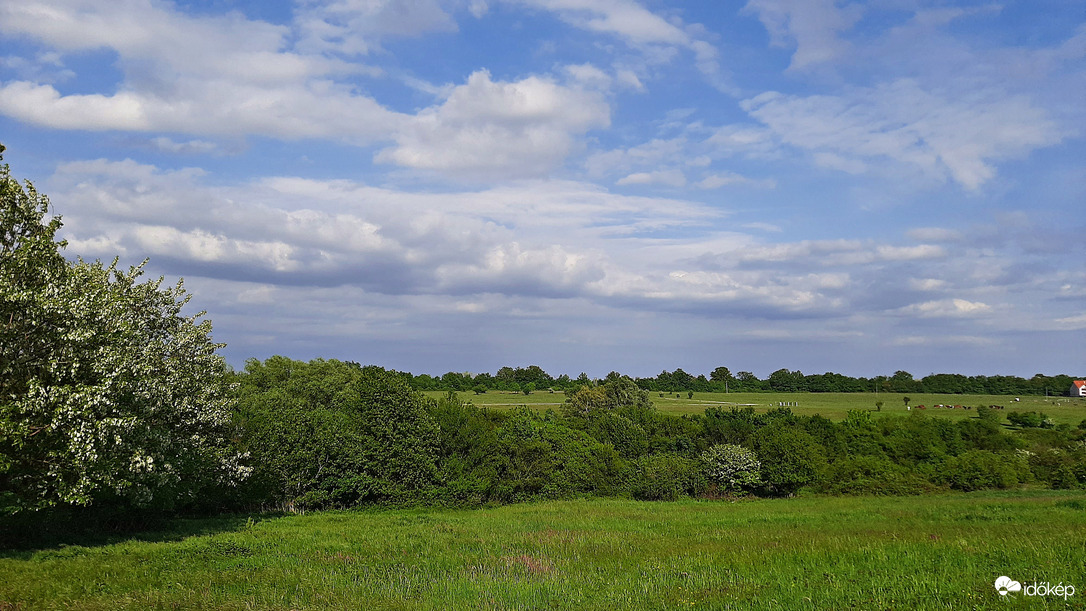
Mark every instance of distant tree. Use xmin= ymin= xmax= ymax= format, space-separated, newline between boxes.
xmin=687 ymin=390 xmax=694 ymax=399
xmin=875 ymin=401 xmax=884 ymax=412
xmin=889 ymin=371 xmax=920 ymax=393
xmin=1 ymin=145 xmax=245 ymax=513
xmin=472 ymin=384 xmax=487 ymax=395
xmin=768 ymin=369 xmax=805 ymax=392
xmin=710 ymin=366 xmax=733 ymax=382
xmin=903 ymin=396 xmax=911 ymax=408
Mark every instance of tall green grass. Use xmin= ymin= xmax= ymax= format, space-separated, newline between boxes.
xmin=3 ymin=491 xmax=1085 ymax=609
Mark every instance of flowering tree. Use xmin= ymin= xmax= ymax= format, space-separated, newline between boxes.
xmin=0 ymin=145 xmax=247 ymax=513
xmin=700 ymin=443 xmax=761 ymax=493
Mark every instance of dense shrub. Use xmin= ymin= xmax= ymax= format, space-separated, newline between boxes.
xmin=750 ymin=423 xmax=827 ymax=496
xmin=700 ymin=444 xmax=761 ymax=494
xmin=940 ymin=451 xmax=1029 ymax=492
xmin=1007 ymin=411 xmax=1053 ymax=429
xmin=489 ymin=409 xmax=627 ymax=502
xmin=428 ymin=392 xmax=501 ymax=505
xmin=236 ymin=358 xmax=438 ymax=509
xmin=630 ymin=453 xmax=704 ymax=501
xmin=820 ymin=455 xmax=936 ymax=496
xmin=701 ymin=407 xmax=758 ymax=445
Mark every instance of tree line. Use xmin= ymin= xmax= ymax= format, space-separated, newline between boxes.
xmin=2 ymin=142 xmax=1084 ymax=530
xmin=405 ymin=365 xmax=1081 ymax=397
xmin=228 ymin=357 xmax=1086 ymax=513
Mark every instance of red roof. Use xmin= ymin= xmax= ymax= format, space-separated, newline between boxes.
xmin=1075 ymin=380 xmax=1086 ymax=389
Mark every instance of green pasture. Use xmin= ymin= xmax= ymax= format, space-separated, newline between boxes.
xmin=3 ymin=491 xmax=1085 ymax=610
xmin=427 ymin=390 xmax=1086 ymax=425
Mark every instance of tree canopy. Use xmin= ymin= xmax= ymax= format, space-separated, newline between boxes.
xmin=0 ymin=145 xmax=246 ymax=513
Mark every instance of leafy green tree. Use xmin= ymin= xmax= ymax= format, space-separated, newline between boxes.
xmin=710 ymin=366 xmax=732 ymax=382
xmin=751 ymin=422 xmax=827 ymax=496
xmin=236 ymin=358 xmax=438 ymax=508
xmin=1 ymin=145 xmax=245 ymax=513
xmin=700 ymin=444 xmax=761 ymax=494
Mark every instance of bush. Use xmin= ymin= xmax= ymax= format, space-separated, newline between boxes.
xmin=751 ymin=423 xmax=827 ymax=496
xmin=629 ymin=453 xmax=704 ymax=501
xmin=700 ymin=444 xmax=761 ymax=494
xmin=1025 ymin=448 xmax=1084 ymax=490
xmin=1007 ymin=411 xmax=1052 ymax=429
xmin=941 ymin=451 xmax=1028 ymax=492
xmin=489 ymin=409 xmax=626 ymax=502
xmin=582 ymin=411 xmax=649 ymax=459
xmin=820 ymin=455 xmax=936 ymax=496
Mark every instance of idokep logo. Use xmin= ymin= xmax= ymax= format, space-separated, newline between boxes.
xmin=994 ymin=576 xmax=1021 ymax=596
xmin=995 ymin=576 xmax=1076 ymax=600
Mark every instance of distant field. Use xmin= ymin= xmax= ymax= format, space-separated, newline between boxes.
xmin=426 ymin=390 xmax=1086 ymax=425
xmin=3 ymin=491 xmax=1084 ymax=610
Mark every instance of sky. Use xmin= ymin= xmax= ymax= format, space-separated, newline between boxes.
xmin=0 ymin=0 xmax=1083 ymax=379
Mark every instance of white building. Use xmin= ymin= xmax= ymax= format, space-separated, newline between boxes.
xmin=1072 ymin=380 xmax=1086 ymax=397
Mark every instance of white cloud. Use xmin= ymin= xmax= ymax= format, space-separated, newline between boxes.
xmin=376 ymin=69 xmax=610 ymax=178
xmin=697 ymin=172 xmax=775 ymax=190
xmin=617 ymin=169 xmax=686 ymax=187
xmin=742 ymin=80 xmax=1064 ymax=189
xmin=294 ymin=0 xmax=458 ymax=56
xmin=0 ymin=0 xmax=404 ymax=141
xmin=147 ymin=137 xmax=220 ymax=155
xmin=513 ymin=0 xmax=689 ymax=46
xmin=743 ymin=0 xmax=862 ymax=70
xmin=893 ymin=298 xmax=992 ymax=318
xmin=890 ymin=335 xmax=996 ymax=347
xmin=1053 ymin=313 xmax=1086 ymax=330
xmin=507 ymin=0 xmax=728 ymax=89
xmin=908 ymin=278 xmax=948 ymax=292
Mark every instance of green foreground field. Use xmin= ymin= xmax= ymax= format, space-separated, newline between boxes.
xmin=427 ymin=390 xmax=1086 ymax=425
xmin=3 ymin=491 xmax=1085 ymax=610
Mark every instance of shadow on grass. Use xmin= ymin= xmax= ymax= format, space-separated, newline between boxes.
xmin=0 ymin=506 xmax=287 ymax=559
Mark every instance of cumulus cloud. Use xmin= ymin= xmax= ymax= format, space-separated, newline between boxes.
xmin=376 ymin=69 xmax=610 ymax=178
xmin=0 ymin=0 xmax=403 ymax=141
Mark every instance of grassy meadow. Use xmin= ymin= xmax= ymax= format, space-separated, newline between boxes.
xmin=3 ymin=491 xmax=1085 ymax=610
xmin=427 ymin=390 xmax=1086 ymax=425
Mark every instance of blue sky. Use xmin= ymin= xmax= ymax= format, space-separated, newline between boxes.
xmin=1 ymin=0 xmax=1083 ymax=378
